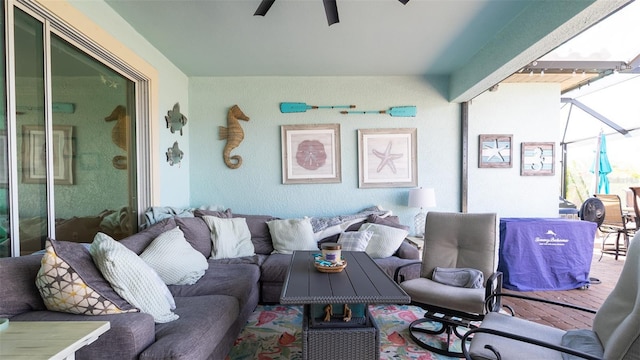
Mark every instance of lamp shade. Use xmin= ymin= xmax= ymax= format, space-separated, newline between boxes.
xmin=408 ymin=187 xmax=436 ymax=209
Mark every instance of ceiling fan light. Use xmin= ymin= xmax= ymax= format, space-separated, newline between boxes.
xmin=398 ymin=0 xmax=410 ymax=4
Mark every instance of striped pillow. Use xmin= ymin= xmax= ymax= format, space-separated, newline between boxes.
xmin=90 ymin=232 xmax=179 ymax=323
xmin=337 ymin=231 xmax=373 ymax=252
xmin=140 ymin=227 xmax=208 ymax=285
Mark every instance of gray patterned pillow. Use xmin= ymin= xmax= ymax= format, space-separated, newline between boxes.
xmin=35 ymin=239 xmax=138 ymax=315
xmin=337 ymin=231 xmax=373 ymax=252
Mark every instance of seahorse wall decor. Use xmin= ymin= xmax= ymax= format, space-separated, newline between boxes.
xmin=219 ymin=105 xmax=250 ymax=169
xmin=105 ymin=105 xmax=129 ymax=170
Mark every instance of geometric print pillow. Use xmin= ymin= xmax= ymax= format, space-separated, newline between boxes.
xmin=35 ymin=239 xmax=138 ymax=315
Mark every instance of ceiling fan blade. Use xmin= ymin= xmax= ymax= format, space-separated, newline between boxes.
xmin=254 ymin=0 xmax=276 ymax=16
xmin=398 ymin=0 xmax=410 ymax=4
xmin=323 ymin=0 xmax=339 ymax=25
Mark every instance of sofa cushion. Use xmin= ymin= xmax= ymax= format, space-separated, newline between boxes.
xmin=367 ymin=214 xmax=410 ymax=231
xmin=0 ymin=254 xmax=47 ymax=317
xmin=140 ymin=227 xmax=208 ymax=285
xmin=174 ymin=217 xmax=212 ymax=258
xmin=260 ymin=253 xmax=293 ymax=283
xmin=35 ymin=239 xmax=138 ymax=315
xmin=168 ymin=263 xmax=260 ymax=311
xmin=90 ymin=232 xmax=178 ymax=323
xmin=232 ymin=213 xmax=280 ymax=255
xmin=337 ymin=230 xmax=373 ymax=251
xmin=202 ymin=216 xmax=255 ymax=259
xmin=267 ymin=218 xmax=318 ymax=254
xmin=139 ymin=295 xmax=240 ymax=360
xmin=11 ymin=310 xmax=155 ymax=360
xmin=360 ymin=223 xmax=408 ymax=258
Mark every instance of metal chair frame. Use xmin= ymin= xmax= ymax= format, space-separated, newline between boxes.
xmin=594 ymin=194 xmax=636 ymax=260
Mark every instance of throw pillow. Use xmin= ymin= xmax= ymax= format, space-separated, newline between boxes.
xmin=359 ymin=223 xmax=408 ymax=258
xmin=202 ymin=216 xmax=255 ymax=259
xmin=140 ymin=227 xmax=209 ymax=285
xmin=267 ymin=218 xmax=318 ymax=254
xmin=90 ymin=232 xmax=179 ymax=323
xmin=35 ymin=239 xmax=138 ymax=315
xmin=337 ymin=231 xmax=373 ymax=252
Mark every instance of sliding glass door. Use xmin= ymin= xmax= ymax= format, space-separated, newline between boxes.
xmin=6 ymin=5 xmax=138 ymax=256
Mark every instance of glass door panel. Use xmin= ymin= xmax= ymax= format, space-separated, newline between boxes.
xmin=0 ymin=1 xmax=8 ymax=257
xmin=15 ymin=8 xmax=47 ymax=255
xmin=50 ymin=34 xmax=137 ymax=243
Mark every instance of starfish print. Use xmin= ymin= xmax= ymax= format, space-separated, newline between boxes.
xmin=483 ymin=139 xmax=509 ymax=162
xmin=373 ymin=141 xmax=403 ymax=173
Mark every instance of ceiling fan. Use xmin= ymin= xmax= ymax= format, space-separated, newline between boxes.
xmin=254 ymin=0 xmax=410 ymax=26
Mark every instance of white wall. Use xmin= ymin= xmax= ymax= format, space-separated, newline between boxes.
xmin=467 ymin=83 xmax=561 ymax=218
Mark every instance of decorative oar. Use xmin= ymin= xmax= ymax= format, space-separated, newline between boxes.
xmin=280 ymin=102 xmax=355 ymax=113
xmin=340 ymin=106 xmax=416 ymax=117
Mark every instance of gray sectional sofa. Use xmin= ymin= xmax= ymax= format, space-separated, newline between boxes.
xmin=0 ymin=210 xmax=421 ymax=360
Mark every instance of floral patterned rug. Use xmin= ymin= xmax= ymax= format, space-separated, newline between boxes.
xmin=226 ymin=304 xmax=462 ymax=360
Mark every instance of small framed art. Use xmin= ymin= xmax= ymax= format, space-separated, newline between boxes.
xmin=479 ymin=134 xmax=512 ymax=168
xmin=358 ymin=128 xmax=417 ymax=188
xmin=281 ymin=124 xmax=341 ymax=184
xmin=521 ymin=142 xmax=555 ymax=176
xmin=22 ymin=125 xmax=74 ymax=185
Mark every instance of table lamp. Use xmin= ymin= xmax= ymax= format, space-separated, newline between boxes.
xmin=408 ymin=187 xmax=436 ymax=238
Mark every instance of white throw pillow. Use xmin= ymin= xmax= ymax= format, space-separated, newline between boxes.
xmin=267 ymin=218 xmax=318 ymax=254
xmin=360 ymin=223 xmax=408 ymax=258
xmin=90 ymin=232 xmax=179 ymax=323
xmin=337 ymin=231 xmax=373 ymax=252
xmin=202 ymin=216 xmax=255 ymax=259
xmin=140 ymin=227 xmax=209 ymax=285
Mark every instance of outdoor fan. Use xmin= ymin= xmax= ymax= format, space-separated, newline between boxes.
xmin=579 ymin=197 xmax=606 ymax=227
xmin=254 ymin=0 xmax=410 ymax=26
xmin=579 ymin=197 xmax=605 ymax=286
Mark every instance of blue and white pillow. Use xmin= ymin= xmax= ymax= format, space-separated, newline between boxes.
xmin=337 ymin=231 xmax=373 ymax=252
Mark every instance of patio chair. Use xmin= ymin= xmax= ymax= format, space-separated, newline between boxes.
xmin=630 ymin=186 xmax=640 ymax=231
xmin=395 ymin=211 xmax=502 ymax=357
xmin=462 ymin=231 xmax=640 ymax=360
xmin=594 ymin=194 xmax=636 ymax=260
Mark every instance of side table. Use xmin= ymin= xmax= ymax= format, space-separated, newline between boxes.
xmin=0 ymin=320 xmax=110 ymax=360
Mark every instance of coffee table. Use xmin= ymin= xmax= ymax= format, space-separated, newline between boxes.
xmin=281 ymin=251 xmax=410 ymax=360
xmin=0 ymin=320 xmax=110 ymax=359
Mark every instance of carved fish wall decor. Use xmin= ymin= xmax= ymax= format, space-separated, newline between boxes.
xmin=166 ymin=141 xmax=184 ymax=167
xmin=165 ymin=102 xmax=188 ymax=135
xmin=219 ymin=105 xmax=250 ymax=169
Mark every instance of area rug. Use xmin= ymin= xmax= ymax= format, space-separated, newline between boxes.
xmin=226 ymin=304 xmax=461 ymax=360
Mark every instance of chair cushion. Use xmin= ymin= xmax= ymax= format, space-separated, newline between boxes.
xmin=560 ymin=329 xmax=603 ymax=360
xmin=469 ymin=312 xmax=566 ymax=360
xmin=400 ymin=277 xmax=485 ymax=314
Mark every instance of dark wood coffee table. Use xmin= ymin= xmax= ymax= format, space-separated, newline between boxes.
xmin=280 ymin=251 xmax=410 ymax=360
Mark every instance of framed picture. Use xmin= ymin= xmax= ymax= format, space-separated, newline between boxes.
xmin=281 ymin=124 xmax=341 ymax=184
xmin=358 ymin=128 xmax=417 ymax=188
xmin=479 ymin=134 xmax=513 ymax=168
xmin=22 ymin=125 xmax=74 ymax=185
xmin=521 ymin=142 xmax=555 ymax=176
